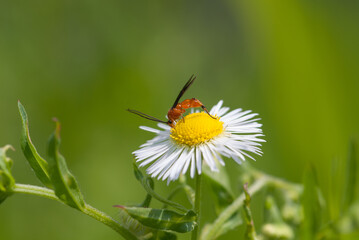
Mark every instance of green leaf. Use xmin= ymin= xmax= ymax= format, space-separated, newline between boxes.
xmin=343 ymin=140 xmax=358 ymax=211
xmin=264 ymin=195 xmax=283 ymax=223
xmin=219 ymin=214 xmax=242 ymax=236
xmin=329 ymin=157 xmax=344 ymax=220
xmin=335 ymin=201 xmax=359 ymax=234
xmin=301 ymin=165 xmax=322 ymax=240
xmin=18 ymin=101 xmax=52 ymax=188
xmin=163 ymin=176 xmax=195 ymax=209
xmin=138 ymin=177 xmax=154 ymax=208
xmin=117 ymin=206 xmax=196 ymax=233
xmin=0 ymin=145 xmax=15 ymax=203
xmin=47 ymin=119 xmax=84 ymax=210
xmin=203 ymin=163 xmax=234 ymax=214
xmin=156 ymin=231 xmax=177 ymax=240
xmin=179 ymin=175 xmax=195 ymax=207
xmin=133 ymin=162 xmax=188 ymax=213
xmin=201 ymin=164 xmax=242 ymax=239
xmin=200 ymin=165 xmax=242 ymax=239
xmin=201 ymin=213 xmax=242 ymax=240
xmin=243 ymin=183 xmax=258 ymax=240
xmin=116 ymin=209 xmax=177 ymax=240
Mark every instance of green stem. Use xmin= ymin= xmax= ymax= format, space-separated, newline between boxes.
xmin=13 ymin=183 xmax=59 ymax=201
xmin=12 ymin=183 xmax=137 ymax=240
xmin=243 ymin=184 xmax=258 ymax=240
xmin=162 ymin=185 xmax=184 ymax=209
xmin=245 ymin=164 xmax=303 ymax=193
xmin=191 ymin=172 xmax=202 ymax=240
xmin=82 ymin=204 xmax=136 ymax=239
xmin=202 ymin=177 xmax=268 ymax=240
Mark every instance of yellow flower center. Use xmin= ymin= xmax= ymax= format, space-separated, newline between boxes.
xmin=170 ymin=112 xmax=224 ymax=146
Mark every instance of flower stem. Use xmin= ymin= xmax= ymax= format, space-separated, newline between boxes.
xmin=13 ymin=183 xmax=59 ymax=201
xmin=202 ymin=177 xmax=268 ymax=240
xmin=82 ymin=204 xmax=137 ymax=239
xmin=12 ymin=183 xmax=137 ymax=240
xmin=191 ymin=172 xmax=202 ymax=240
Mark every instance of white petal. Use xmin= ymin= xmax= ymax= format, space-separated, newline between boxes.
xmin=196 ymin=147 xmax=202 ymax=174
xmin=190 ymin=153 xmax=196 ymax=178
xmin=201 ymin=145 xmax=218 ymax=172
xmin=157 ymin=123 xmax=171 ymax=130
xmin=182 ymin=148 xmax=194 ymax=175
xmin=217 ymin=107 xmax=230 ymax=117
xmin=139 ymin=126 xmax=161 ymax=134
xmin=210 ymin=100 xmax=223 ymax=115
xmin=162 ymin=148 xmax=189 ymax=180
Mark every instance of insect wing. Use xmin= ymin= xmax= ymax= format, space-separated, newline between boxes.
xmin=171 ymin=75 xmax=196 ymax=109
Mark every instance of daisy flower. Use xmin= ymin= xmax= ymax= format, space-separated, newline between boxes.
xmin=133 ymin=100 xmax=265 ymax=183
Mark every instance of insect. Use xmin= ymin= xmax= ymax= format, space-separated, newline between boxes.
xmin=127 ymin=75 xmax=215 ymax=128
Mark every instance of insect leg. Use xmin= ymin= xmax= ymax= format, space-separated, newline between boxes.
xmin=201 ymin=105 xmax=216 ymax=119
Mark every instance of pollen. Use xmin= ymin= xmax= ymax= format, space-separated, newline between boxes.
xmin=170 ymin=112 xmax=224 ymax=146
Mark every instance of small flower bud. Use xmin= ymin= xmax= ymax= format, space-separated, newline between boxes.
xmin=281 ymin=203 xmax=302 ymax=225
xmin=262 ymin=223 xmax=294 ymax=240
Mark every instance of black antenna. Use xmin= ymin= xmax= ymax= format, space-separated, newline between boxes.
xmin=127 ymin=109 xmax=168 ymax=124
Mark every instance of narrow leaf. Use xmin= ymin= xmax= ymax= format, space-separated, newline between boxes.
xmin=264 ymin=195 xmax=283 ymax=223
xmin=243 ymin=183 xmax=258 ymax=240
xmin=138 ymin=177 xmax=154 ymax=208
xmin=18 ymin=101 xmax=52 ymax=188
xmin=47 ymin=119 xmax=84 ymax=210
xmin=0 ymin=145 xmax=15 ymax=203
xmin=214 ymin=214 xmax=243 ymax=239
xmin=133 ymin=162 xmax=188 ymax=213
xmin=343 ymin=140 xmax=358 ymax=210
xmin=117 ymin=206 xmax=196 ymax=233
xmin=329 ymin=157 xmax=344 ymax=220
xmin=116 ymin=209 xmax=177 ymax=240
xmin=301 ymin=165 xmax=322 ymax=240
xmin=200 ymin=212 xmax=243 ymax=240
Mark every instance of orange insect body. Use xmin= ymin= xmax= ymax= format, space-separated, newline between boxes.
xmin=128 ymin=75 xmax=214 ymax=128
xmin=167 ymin=98 xmax=209 ymax=127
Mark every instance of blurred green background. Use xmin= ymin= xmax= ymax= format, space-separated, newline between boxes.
xmin=1 ymin=1 xmax=358 ymax=239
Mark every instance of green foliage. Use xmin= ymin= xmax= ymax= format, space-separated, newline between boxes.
xmin=262 ymin=196 xmax=294 ymax=240
xmin=116 ymin=209 xmax=177 ymax=240
xmin=301 ymin=165 xmax=323 ymax=239
xmin=343 ymin=141 xmax=358 ymax=212
xmin=214 ymin=213 xmax=243 ymax=239
xmin=18 ymin=102 xmax=84 ymax=209
xmin=203 ymin=164 xmax=234 ymax=214
xmin=2 ymin=102 xmax=359 ymax=239
xmin=133 ymin=162 xmax=189 ymax=213
xmin=201 ymin=164 xmax=243 ymax=239
xmin=0 ymin=145 xmax=15 ymax=203
xmin=329 ymin=141 xmax=359 ymax=237
xmin=18 ymin=101 xmax=52 ymax=188
xmin=261 ymin=223 xmax=294 ymax=240
xmin=47 ymin=119 xmax=85 ymax=210
xmin=243 ymin=183 xmax=258 ymax=240
xmin=118 ymin=206 xmax=197 ymax=233
xmin=178 ymin=176 xmax=195 ymax=207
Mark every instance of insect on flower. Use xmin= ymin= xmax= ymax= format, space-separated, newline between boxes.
xmin=127 ymin=75 xmax=215 ymax=127
xmin=129 ymin=77 xmax=265 ymax=183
